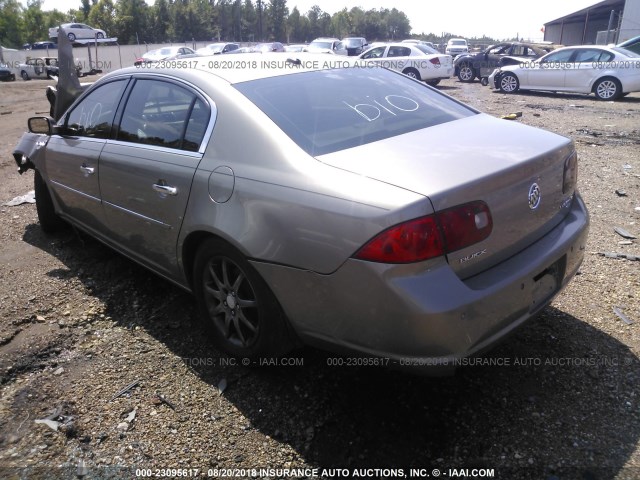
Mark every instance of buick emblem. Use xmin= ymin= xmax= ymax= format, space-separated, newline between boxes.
xmin=528 ymin=183 xmax=541 ymax=210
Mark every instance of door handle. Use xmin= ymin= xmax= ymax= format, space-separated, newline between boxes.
xmin=153 ymin=183 xmax=178 ymax=196
xmin=80 ymin=164 xmax=95 ymax=175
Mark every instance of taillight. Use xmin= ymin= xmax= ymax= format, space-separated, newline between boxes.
xmin=563 ymin=151 xmax=578 ymax=194
xmin=354 ymin=201 xmax=492 ymax=264
xmin=429 ymin=57 xmax=441 ymax=66
xmin=438 ymin=202 xmax=492 ymax=252
xmin=354 ymin=216 xmax=444 ymax=263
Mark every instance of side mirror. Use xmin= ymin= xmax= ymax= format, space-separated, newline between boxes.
xmin=28 ymin=117 xmax=54 ymax=135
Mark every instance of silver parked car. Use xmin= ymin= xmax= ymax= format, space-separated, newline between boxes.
xmin=13 ymin=53 xmax=588 ymax=370
xmin=489 ymin=45 xmax=640 ymax=100
xmin=49 ymin=23 xmax=107 ymax=41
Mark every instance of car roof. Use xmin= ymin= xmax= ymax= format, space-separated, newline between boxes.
xmin=618 ymin=35 xmax=640 ymax=46
xmin=102 ymin=53 xmax=360 ymax=84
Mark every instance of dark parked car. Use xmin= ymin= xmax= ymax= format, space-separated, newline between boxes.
xmin=31 ymin=41 xmax=58 ymax=50
xmin=617 ymin=35 xmax=640 ymax=55
xmin=342 ymin=37 xmax=368 ymax=56
xmin=454 ymin=42 xmax=551 ymax=82
xmin=13 ymin=53 xmax=588 ymax=372
xmin=0 ymin=62 xmax=16 ymax=81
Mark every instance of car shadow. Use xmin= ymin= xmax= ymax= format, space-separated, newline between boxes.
xmin=436 ymin=84 xmax=458 ymax=92
xmin=22 ymin=224 xmax=640 ymax=478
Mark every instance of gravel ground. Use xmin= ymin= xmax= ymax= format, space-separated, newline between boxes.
xmin=0 ymin=76 xmax=639 ymax=480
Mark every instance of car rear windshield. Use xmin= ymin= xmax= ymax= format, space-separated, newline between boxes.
xmin=234 ymin=67 xmax=475 ymax=156
xmin=612 ymin=47 xmax=640 ymax=57
xmin=415 ymin=44 xmax=439 ymax=55
xmin=344 ymin=38 xmax=364 ymax=47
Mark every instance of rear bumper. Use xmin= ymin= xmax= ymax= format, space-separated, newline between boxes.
xmin=253 ymin=193 xmax=589 ymax=372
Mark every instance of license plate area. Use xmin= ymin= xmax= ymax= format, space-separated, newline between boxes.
xmin=529 ymin=256 xmax=566 ymax=313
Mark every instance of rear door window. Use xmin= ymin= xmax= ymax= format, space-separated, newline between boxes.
xmin=118 ymin=78 xmax=210 ymax=151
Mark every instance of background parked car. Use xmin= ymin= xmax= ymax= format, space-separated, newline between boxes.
xmin=253 ymin=42 xmax=285 ymax=52
xmin=490 ymin=45 xmax=640 ymax=100
xmin=0 ymin=62 xmax=16 ymax=81
xmin=24 ymin=41 xmax=58 ymax=51
xmin=402 ymin=39 xmax=436 ymax=49
xmin=49 ymin=23 xmax=106 ymax=41
xmin=358 ymin=42 xmax=453 ymax=86
xmin=134 ymin=46 xmax=196 ymax=65
xmin=445 ymin=38 xmax=468 ymax=57
xmin=455 ymin=42 xmax=551 ymax=83
xmin=304 ymin=37 xmax=347 ymax=55
xmin=342 ymin=37 xmax=368 ymax=56
xmin=195 ymin=43 xmax=239 ymax=55
xmin=18 ymin=57 xmax=58 ymax=80
xmin=617 ymin=35 xmax=640 ymax=55
xmin=284 ymin=44 xmax=307 ymax=52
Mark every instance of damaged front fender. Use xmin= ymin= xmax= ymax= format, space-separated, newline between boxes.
xmin=13 ymin=132 xmax=49 ymax=174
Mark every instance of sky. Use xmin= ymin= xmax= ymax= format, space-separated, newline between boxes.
xmin=30 ymin=0 xmax=599 ymax=41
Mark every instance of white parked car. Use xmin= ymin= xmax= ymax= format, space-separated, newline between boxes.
xmin=446 ymin=38 xmax=468 ymax=57
xmin=304 ymin=38 xmax=347 ymax=55
xmin=18 ymin=57 xmax=59 ymax=80
xmin=49 ymin=23 xmax=106 ymax=42
xmin=195 ymin=43 xmax=240 ymax=55
xmin=489 ymin=45 xmax=640 ymax=100
xmin=135 ymin=46 xmax=196 ymax=65
xmin=358 ymin=43 xmax=453 ymax=86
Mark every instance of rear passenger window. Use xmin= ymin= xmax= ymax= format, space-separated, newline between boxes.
xmin=118 ymin=79 xmax=209 ymax=151
xmin=388 ymin=46 xmax=411 ymax=57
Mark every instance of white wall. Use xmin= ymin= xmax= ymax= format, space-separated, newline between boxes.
xmin=619 ymin=0 xmax=640 ymax=41
xmin=2 ymin=41 xmax=235 ymax=75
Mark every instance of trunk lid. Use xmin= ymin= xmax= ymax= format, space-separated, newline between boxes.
xmin=317 ymin=113 xmax=575 ymax=278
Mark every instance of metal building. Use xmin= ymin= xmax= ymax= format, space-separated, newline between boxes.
xmin=544 ymin=0 xmax=640 ymax=45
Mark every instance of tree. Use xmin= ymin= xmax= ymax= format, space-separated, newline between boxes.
xmin=306 ymin=5 xmax=324 ymax=40
xmin=148 ymin=0 xmax=170 ymax=42
xmin=0 ymin=0 xmax=24 ymax=48
xmin=115 ymin=0 xmax=149 ymax=44
xmin=88 ymin=0 xmax=116 ymax=39
xmin=241 ymin=0 xmax=256 ymax=42
xmin=267 ymin=0 xmax=287 ymax=41
xmin=286 ymin=6 xmax=307 ymax=43
xmin=22 ymin=0 xmax=47 ymax=44
xmin=330 ymin=8 xmax=350 ymax=39
xmin=186 ymin=0 xmax=213 ymax=42
xmin=255 ymin=0 xmax=263 ymax=40
xmin=80 ymin=0 xmax=92 ymax=21
xmin=385 ymin=8 xmax=410 ymax=40
xmin=348 ymin=7 xmax=365 ymax=36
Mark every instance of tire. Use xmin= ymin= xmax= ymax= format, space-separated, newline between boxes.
xmin=457 ymin=63 xmax=475 ymax=82
xmin=402 ymin=68 xmax=421 ymax=81
xmin=34 ymin=170 xmax=65 ymax=233
xmin=21 ymin=70 xmax=30 ymax=81
xmin=96 ymin=32 xmax=104 ymax=39
xmin=498 ymin=72 xmax=519 ymax=93
xmin=67 ymin=33 xmax=76 ymax=41
xmin=193 ymin=238 xmax=293 ymax=359
xmin=426 ymin=79 xmax=440 ymax=86
xmin=593 ymin=77 xmax=621 ymax=100
xmin=480 ymin=77 xmax=489 ymax=86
